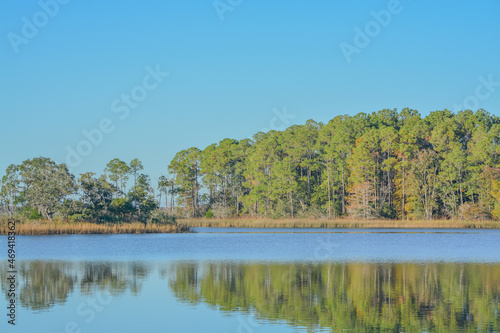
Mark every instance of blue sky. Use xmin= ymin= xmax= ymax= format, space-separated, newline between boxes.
xmin=1 ymin=0 xmax=499 ymax=183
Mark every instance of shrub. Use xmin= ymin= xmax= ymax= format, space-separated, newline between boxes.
xmin=211 ymin=202 xmax=235 ymax=218
xmin=459 ymin=203 xmax=490 ymax=220
xmin=27 ymin=208 xmax=42 ymax=220
xmin=148 ymin=209 xmax=177 ymax=225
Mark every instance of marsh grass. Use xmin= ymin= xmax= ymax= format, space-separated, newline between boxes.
xmin=180 ymin=217 xmax=500 ymax=229
xmin=0 ymin=218 xmax=191 ymax=235
xmin=2 ymin=217 xmax=497 ymax=235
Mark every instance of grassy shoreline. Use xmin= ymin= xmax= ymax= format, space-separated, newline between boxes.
xmin=179 ymin=218 xmax=500 ymax=229
xmin=1 ymin=218 xmax=498 ymax=235
xmin=0 ymin=219 xmax=191 ymax=235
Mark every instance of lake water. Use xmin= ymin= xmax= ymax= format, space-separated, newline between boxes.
xmin=1 ymin=228 xmax=499 ymax=332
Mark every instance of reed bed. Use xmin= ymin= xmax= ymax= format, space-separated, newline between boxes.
xmin=0 ymin=219 xmax=191 ymax=235
xmin=1 ymin=218 xmax=497 ymax=235
xmin=180 ymin=217 xmax=500 ymax=229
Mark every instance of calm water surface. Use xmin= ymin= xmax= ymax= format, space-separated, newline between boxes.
xmin=1 ymin=228 xmax=499 ymax=332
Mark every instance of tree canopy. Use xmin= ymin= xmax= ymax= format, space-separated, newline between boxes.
xmin=166 ymin=108 xmax=500 ymax=220
xmin=1 ymin=157 xmax=174 ymax=225
xmin=1 ymin=108 xmax=499 ymax=221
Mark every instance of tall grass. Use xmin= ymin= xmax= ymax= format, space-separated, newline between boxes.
xmin=180 ymin=217 xmax=500 ymax=229
xmin=0 ymin=218 xmax=191 ymax=235
xmin=2 ymin=217 xmax=497 ymax=235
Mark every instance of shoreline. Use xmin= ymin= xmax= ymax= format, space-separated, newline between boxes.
xmin=0 ymin=220 xmax=191 ymax=235
xmin=1 ymin=218 xmax=498 ymax=235
xmin=179 ymin=218 xmax=500 ymax=229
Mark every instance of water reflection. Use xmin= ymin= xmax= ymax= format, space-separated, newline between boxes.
xmin=18 ymin=262 xmax=75 ymax=311
xmin=0 ymin=261 xmax=149 ymax=312
xmin=168 ymin=262 xmax=500 ymax=331
xmin=79 ymin=261 xmax=149 ymax=296
xmin=2 ymin=261 xmax=499 ymax=331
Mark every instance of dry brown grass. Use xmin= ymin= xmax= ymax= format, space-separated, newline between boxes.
xmin=2 ymin=217 xmax=497 ymax=235
xmin=179 ymin=217 xmax=500 ymax=229
xmin=0 ymin=219 xmax=191 ymax=235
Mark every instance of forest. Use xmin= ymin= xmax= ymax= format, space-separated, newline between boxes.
xmin=169 ymin=108 xmax=500 ymax=220
xmin=1 ymin=108 xmax=500 ymax=222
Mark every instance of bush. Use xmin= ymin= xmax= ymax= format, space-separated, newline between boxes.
xmin=211 ymin=202 xmax=235 ymax=218
xmin=66 ymin=213 xmax=85 ymax=222
xmin=148 ymin=209 xmax=177 ymax=225
xmin=271 ymin=200 xmax=288 ymax=219
xmin=206 ymin=209 xmax=213 ymax=219
xmin=459 ymin=203 xmax=490 ymax=220
xmin=380 ymin=203 xmax=397 ymax=219
xmin=347 ymin=203 xmax=378 ymax=219
xmin=27 ymin=208 xmax=42 ymax=220
xmin=307 ymin=206 xmax=328 ymax=219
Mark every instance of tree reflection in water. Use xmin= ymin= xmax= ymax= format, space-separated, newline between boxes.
xmin=2 ymin=261 xmax=499 ymax=331
xmin=167 ymin=262 xmax=500 ymax=332
xmin=16 ymin=261 xmax=75 ymax=311
xmin=0 ymin=261 xmax=149 ymax=312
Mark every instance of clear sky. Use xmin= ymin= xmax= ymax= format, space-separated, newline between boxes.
xmin=1 ymin=0 xmax=499 ymax=183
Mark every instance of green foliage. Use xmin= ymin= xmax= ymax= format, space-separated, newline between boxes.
xmin=148 ymin=209 xmax=176 ymax=225
xmin=169 ymin=109 xmax=498 ymax=220
xmin=79 ymin=172 xmax=114 ymax=222
xmin=0 ymin=157 xmax=76 ymax=221
xmin=128 ymin=173 xmax=158 ymax=217
xmin=0 ymin=158 xmax=163 ymax=224
xmin=20 ymin=206 xmax=42 ymax=220
xmin=105 ymin=158 xmax=129 ymax=197
xmin=1 ymin=109 xmax=499 ymax=222
xmin=205 ymin=209 xmax=213 ymax=219
xmin=168 ymin=147 xmax=202 ymax=217
xmin=129 ymin=158 xmax=144 ymax=185
xmin=110 ymin=198 xmax=135 ymax=218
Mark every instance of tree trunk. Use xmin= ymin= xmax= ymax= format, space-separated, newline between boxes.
xmin=459 ymin=167 xmax=463 ymax=206
xmin=373 ymin=164 xmax=377 ymax=212
xmin=327 ymin=165 xmax=331 ymax=220
xmin=387 ymin=146 xmax=391 ymax=207
xmin=170 ymin=185 xmax=174 ymax=214
xmin=194 ymin=167 xmax=199 ymax=216
xmin=192 ymin=187 xmax=195 ymax=218
xmin=333 ymin=186 xmax=336 ymax=219
xmin=223 ymin=177 xmax=227 ymax=209
xmin=307 ymin=167 xmax=311 ymax=204
xmin=341 ymin=164 xmax=346 ymax=214
xmin=402 ymin=161 xmax=405 ymax=220
xmin=236 ymin=189 xmax=239 ymax=217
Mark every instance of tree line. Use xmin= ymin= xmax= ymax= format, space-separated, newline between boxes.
xmin=0 ymin=157 xmax=174 ymax=224
xmin=168 ymin=108 xmax=500 ymax=220
xmin=1 ymin=108 xmax=500 ymax=222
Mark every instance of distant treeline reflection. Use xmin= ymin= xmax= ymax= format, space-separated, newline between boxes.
xmin=0 ymin=261 xmax=149 ymax=311
xmin=2 ymin=261 xmax=499 ymax=331
xmin=169 ymin=262 xmax=500 ymax=332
